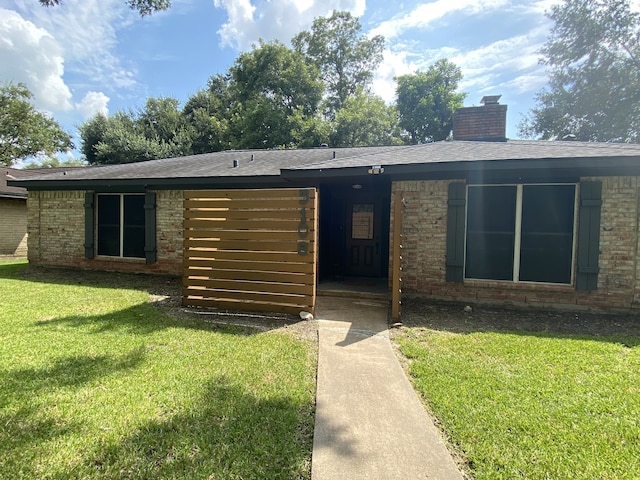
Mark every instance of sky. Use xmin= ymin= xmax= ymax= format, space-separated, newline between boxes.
xmin=1 ymin=0 xmax=562 ymax=162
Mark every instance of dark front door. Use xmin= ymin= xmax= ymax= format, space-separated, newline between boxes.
xmin=319 ymin=181 xmax=390 ymax=280
xmin=345 ymin=196 xmax=383 ymax=277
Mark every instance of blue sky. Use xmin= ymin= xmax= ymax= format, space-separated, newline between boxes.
xmin=1 ymin=0 xmax=562 ymax=161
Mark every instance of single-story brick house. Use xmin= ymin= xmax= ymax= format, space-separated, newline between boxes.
xmin=10 ymin=98 xmax=640 ymax=314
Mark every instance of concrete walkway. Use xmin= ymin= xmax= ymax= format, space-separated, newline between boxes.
xmin=311 ymin=296 xmax=464 ymax=480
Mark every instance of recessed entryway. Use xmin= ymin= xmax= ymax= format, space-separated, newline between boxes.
xmin=318 ymin=179 xmax=391 ymax=291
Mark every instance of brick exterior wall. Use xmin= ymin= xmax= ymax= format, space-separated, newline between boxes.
xmin=453 ymin=104 xmax=507 ymax=141
xmin=25 ymin=179 xmax=640 ymax=310
xmin=0 ymin=198 xmax=28 ymax=255
xmin=27 ymin=190 xmax=183 ymax=275
xmin=392 ymin=177 xmax=640 ymax=310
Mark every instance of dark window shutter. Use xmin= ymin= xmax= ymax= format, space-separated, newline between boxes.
xmin=84 ymin=192 xmax=95 ymax=259
xmin=446 ymin=182 xmax=466 ymax=282
xmin=144 ymin=192 xmax=157 ymax=264
xmin=576 ymin=181 xmax=602 ymax=291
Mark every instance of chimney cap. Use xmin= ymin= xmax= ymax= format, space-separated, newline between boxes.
xmin=480 ymin=95 xmax=501 ymax=105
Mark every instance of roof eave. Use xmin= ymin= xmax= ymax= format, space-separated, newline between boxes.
xmin=0 ymin=192 xmax=27 ymax=200
xmin=7 ymin=174 xmax=291 ymax=191
xmin=282 ymin=156 xmax=640 ymax=180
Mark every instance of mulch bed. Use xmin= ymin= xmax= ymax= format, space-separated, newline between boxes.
xmin=399 ymin=295 xmax=640 ymax=337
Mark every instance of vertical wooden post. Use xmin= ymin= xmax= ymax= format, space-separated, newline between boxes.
xmin=391 ymin=191 xmax=403 ymax=321
xmin=310 ymin=188 xmax=319 ymax=315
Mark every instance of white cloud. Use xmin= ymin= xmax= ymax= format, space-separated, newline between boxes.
xmin=451 ymin=27 xmax=548 ymax=94
xmin=6 ymin=0 xmax=138 ymax=91
xmin=76 ymin=91 xmax=110 ymax=119
xmin=369 ymin=0 xmax=509 ymax=40
xmin=11 ymin=0 xmax=128 ymax=61
xmin=213 ymin=0 xmax=256 ymax=48
xmin=523 ymin=0 xmax=559 ymax=15
xmin=371 ymin=49 xmax=415 ymax=103
xmin=371 ymin=2 xmax=552 ymax=104
xmin=497 ymin=71 xmax=548 ymax=95
xmin=0 ymin=8 xmax=73 ymax=111
xmin=212 ymin=0 xmax=366 ymax=50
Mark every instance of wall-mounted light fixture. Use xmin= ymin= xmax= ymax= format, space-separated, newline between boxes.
xmin=368 ymin=165 xmax=384 ymax=175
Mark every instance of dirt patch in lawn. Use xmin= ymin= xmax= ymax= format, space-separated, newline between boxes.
xmin=397 ymin=295 xmax=640 ymax=338
xmin=18 ymin=265 xmax=318 ymax=342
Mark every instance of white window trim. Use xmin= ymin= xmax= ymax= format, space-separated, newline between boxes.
xmin=464 ymin=182 xmax=578 ymax=286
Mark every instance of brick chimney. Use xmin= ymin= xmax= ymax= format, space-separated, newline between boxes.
xmin=453 ymin=95 xmax=507 ymax=141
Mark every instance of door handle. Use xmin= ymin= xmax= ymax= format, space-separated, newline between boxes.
xmin=376 ymin=242 xmax=379 ymax=254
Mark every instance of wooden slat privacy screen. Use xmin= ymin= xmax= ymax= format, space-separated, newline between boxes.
xmin=183 ymin=188 xmax=318 ymax=315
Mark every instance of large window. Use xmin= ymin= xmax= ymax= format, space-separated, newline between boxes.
xmin=465 ymin=184 xmax=576 ymax=284
xmin=97 ymin=194 xmax=145 ymax=258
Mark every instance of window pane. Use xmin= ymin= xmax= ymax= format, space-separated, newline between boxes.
xmin=123 ymin=195 xmax=145 ymax=258
xmin=97 ymin=195 xmax=120 ymax=256
xmin=519 ymin=185 xmax=575 ymax=284
xmin=465 ymin=186 xmax=517 ymax=280
xmin=352 ymin=204 xmax=374 ymax=239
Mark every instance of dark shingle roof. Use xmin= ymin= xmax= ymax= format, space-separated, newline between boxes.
xmin=15 ymin=146 xmax=401 ymax=183
xmin=287 ymin=140 xmax=640 ymax=171
xmin=8 ymin=140 xmax=640 ymax=189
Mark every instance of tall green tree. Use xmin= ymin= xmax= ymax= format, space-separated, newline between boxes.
xmin=137 ymin=96 xmax=192 ymax=154
xmin=227 ymin=40 xmax=324 ymax=149
xmin=91 ymin=111 xmax=184 ymax=165
xmin=78 ymin=113 xmax=109 ymax=165
xmin=79 ymin=99 xmax=189 ymax=165
xmin=332 ymin=89 xmax=403 ymax=147
xmin=182 ymin=75 xmax=232 ymax=153
xmin=395 ymin=59 xmax=466 ymax=143
xmin=520 ymin=0 xmax=640 ymax=142
xmin=289 ymin=111 xmax=331 ymax=148
xmin=39 ymin=0 xmax=170 ymax=16
xmin=292 ymin=11 xmax=385 ymax=118
xmin=0 ymin=82 xmax=73 ymax=166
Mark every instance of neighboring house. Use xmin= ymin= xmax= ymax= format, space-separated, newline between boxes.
xmin=1 ymin=167 xmax=81 ymax=257
xmin=10 ymin=97 xmax=640 ymax=314
xmin=0 ymin=168 xmax=29 ymax=256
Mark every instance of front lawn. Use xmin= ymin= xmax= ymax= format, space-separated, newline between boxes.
xmin=393 ymin=298 xmax=640 ymax=480
xmin=0 ymin=260 xmax=316 ymax=479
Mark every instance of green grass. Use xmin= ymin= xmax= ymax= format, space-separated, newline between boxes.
xmin=394 ymin=320 xmax=640 ymax=479
xmin=0 ymin=260 xmax=316 ymax=479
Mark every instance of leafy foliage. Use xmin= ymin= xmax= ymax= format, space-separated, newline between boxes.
xmin=520 ymin=0 xmax=640 ymax=142
xmin=24 ymin=156 xmax=86 ymax=168
xmin=396 ymin=60 xmax=466 ymax=143
xmin=39 ymin=0 xmax=170 ymax=16
xmin=79 ymin=102 xmax=190 ymax=165
xmin=293 ymin=11 xmax=385 ymax=118
xmin=228 ymin=41 xmax=324 ymax=149
xmin=78 ymin=114 xmax=109 ymax=165
xmin=182 ymin=75 xmax=232 ymax=154
xmin=77 ymin=11 xmax=467 ymax=163
xmin=0 ymin=82 xmax=73 ymax=166
xmin=332 ymin=89 xmax=403 ymax=147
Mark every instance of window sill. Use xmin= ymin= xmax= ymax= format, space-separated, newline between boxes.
xmin=94 ymin=256 xmax=146 ymax=263
xmin=463 ymin=278 xmax=575 ymax=292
